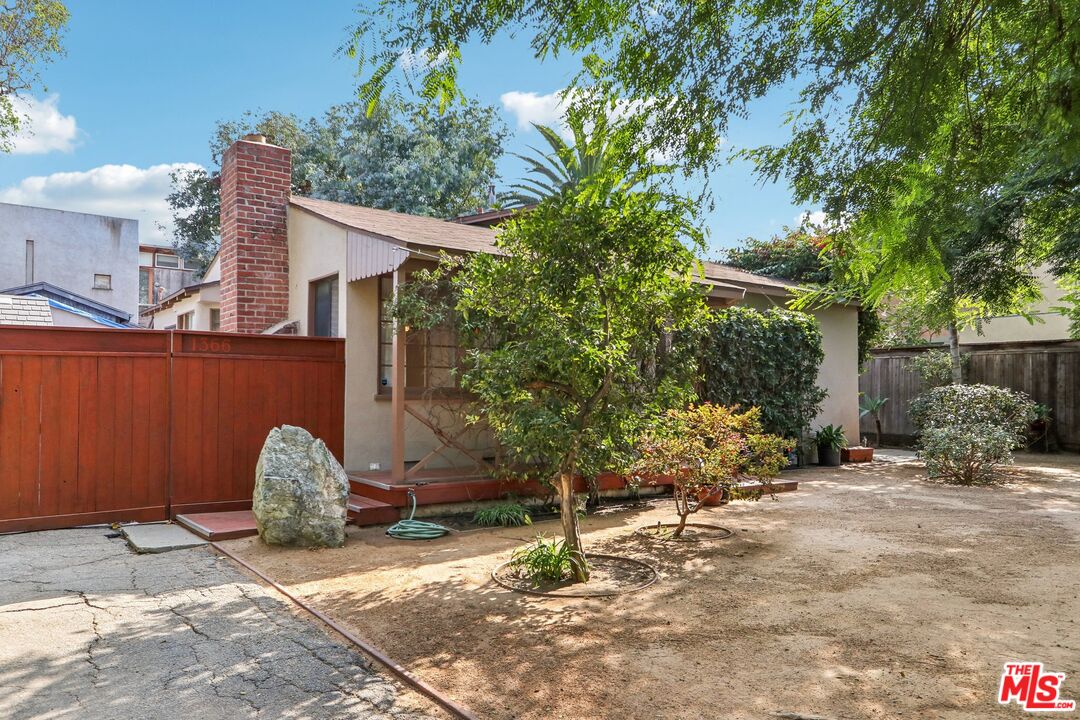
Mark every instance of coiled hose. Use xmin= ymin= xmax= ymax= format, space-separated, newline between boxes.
xmin=385 ymin=489 xmax=450 ymax=540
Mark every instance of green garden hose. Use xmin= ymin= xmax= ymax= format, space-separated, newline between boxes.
xmin=385 ymin=489 xmax=450 ymax=540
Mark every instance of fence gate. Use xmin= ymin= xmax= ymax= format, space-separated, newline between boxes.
xmin=0 ymin=326 xmax=344 ymax=533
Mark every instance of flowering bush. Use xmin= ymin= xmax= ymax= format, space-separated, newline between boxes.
xmin=632 ymin=404 xmax=789 ymax=537
xmin=910 ymin=384 xmax=1035 ymax=484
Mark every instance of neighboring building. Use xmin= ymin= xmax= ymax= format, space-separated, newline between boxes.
xmin=147 ymin=134 xmax=860 ymax=478
xmin=142 ymin=254 xmax=220 ymax=330
xmin=0 ymin=202 xmax=140 ymax=319
xmin=0 ymin=282 xmax=133 ymax=328
xmin=956 ymin=265 xmax=1073 ymax=344
xmin=139 ymin=244 xmax=196 ymax=320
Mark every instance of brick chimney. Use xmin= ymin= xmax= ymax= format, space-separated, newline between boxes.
xmin=219 ymin=134 xmax=291 ymax=334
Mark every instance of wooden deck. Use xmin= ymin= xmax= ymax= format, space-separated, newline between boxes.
xmin=347 ymin=467 xmax=800 ymax=509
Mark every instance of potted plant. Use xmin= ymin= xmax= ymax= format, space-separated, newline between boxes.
xmin=859 ymin=395 xmax=888 ymax=447
xmin=815 ymin=424 xmax=846 ymax=467
xmin=1028 ymin=403 xmax=1053 ymax=452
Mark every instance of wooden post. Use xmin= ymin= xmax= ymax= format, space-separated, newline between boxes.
xmin=391 ymin=269 xmax=407 ymax=481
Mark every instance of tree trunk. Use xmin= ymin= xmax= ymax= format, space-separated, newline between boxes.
xmin=558 ymin=472 xmax=589 ymax=583
xmin=671 ymin=510 xmax=690 ymax=539
xmin=585 ymin=475 xmax=601 ymax=510
xmin=947 ymin=321 xmax=964 ymax=384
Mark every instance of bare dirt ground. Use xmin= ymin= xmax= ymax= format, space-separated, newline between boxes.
xmin=224 ymin=455 xmax=1080 ymax=720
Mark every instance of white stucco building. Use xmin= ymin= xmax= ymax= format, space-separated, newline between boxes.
xmin=0 ymin=203 xmax=140 ymax=321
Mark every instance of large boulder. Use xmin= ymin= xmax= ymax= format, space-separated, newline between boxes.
xmin=253 ymin=425 xmax=349 ymax=547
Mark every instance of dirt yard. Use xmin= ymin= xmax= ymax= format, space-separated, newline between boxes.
xmin=224 ymin=456 xmax=1080 ymax=720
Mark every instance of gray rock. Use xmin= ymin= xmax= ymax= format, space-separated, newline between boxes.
xmin=253 ymin=425 xmax=350 ymax=547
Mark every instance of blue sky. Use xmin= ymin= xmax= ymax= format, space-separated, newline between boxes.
xmin=0 ymin=1 xmax=819 ymax=254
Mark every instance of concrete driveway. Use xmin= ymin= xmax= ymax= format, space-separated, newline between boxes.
xmin=0 ymin=528 xmax=438 ymax=720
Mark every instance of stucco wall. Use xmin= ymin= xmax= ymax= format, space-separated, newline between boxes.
xmin=150 ymin=286 xmax=220 ymax=330
xmin=286 ymin=209 xmax=348 ymax=336
xmin=741 ymin=293 xmax=861 ymax=443
xmin=956 ymin=265 xmax=1072 ymax=344
xmin=0 ymin=203 xmax=139 ymax=319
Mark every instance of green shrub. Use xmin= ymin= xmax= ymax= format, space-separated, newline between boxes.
xmin=909 ymin=349 xmax=969 ymax=387
xmin=919 ymin=424 xmax=1018 ymax=484
xmin=473 ymin=502 xmax=532 ymax=527
xmin=700 ymin=306 xmax=826 ymax=440
xmin=509 ymin=535 xmax=580 ymax=585
xmin=910 ymin=384 xmax=1035 ymax=440
xmin=910 ymin=384 xmax=1036 ymax=484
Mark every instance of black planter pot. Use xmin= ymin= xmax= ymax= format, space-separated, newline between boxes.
xmin=818 ymin=445 xmax=841 ymax=467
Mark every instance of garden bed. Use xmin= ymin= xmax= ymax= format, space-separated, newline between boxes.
xmin=222 ymin=458 xmax=1080 ymax=720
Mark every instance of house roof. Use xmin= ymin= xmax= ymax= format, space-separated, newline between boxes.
xmin=700 ymin=261 xmax=801 ymax=297
xmin=142 ymin=280 xmax=219 ymax=316
xmin=290 ymin=196 xmax=499 ymax=255
xmin=288 ymin=196 xmax=817 ymax=301
xmin=0 ymin=294 xmax=54 ymax=326
xmin=0 ymin=282 xmax=132 ymax=323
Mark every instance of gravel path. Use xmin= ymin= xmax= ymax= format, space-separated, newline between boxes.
xmin=0 ymin=529 xmax=438 ymax=720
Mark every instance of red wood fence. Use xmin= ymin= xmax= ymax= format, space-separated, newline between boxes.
xmin=0 ymin=326 xmax=344 ymax=532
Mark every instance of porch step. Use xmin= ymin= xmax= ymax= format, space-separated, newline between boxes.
xmin=175 ymin=510 xmax=259 ymax=541
xmin=175 ymin=493 xmax=399 ymax=540
xmin=347 ymin=493 xmax=400 ymax=526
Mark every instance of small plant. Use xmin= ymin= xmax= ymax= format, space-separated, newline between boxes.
xmin=910 ymin=384 xmax=1036 ymax=484
xmin=632 ymin=404 xmax=788 ymax=538
xmin=473 ymin=502 xmax=532 ymax=527
xmin=859 ymin=395 xmax=888 ymax=447
xmin=508 ymin=535 xmax=581 ymax=586
xmin=815 ymin=424 xmax=847 ymax=450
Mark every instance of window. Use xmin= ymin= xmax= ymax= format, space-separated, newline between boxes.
xmin=377 ymin=272 xmax=463 ymax=393
xmin=155 ymin=253 xmax=181 ymax=269
xmin=139 ymin=251 xmax=154 ymax=267
xmin=176 ymin=311 xmax=194 ymax=330
xmin=25 ymin=240 xmax=34 ymax=284
xmin=378 ymin=275 xmax=394 ymax=389
xmin=93 ymin=274 xmax=112 ymax=290
xmin=209 ymin=308 xmax=220 ymax=332
xmin=139 ymin=268 xmax=151 ymax=305
xmin=309 ymin=275 xmax=338 ymax=337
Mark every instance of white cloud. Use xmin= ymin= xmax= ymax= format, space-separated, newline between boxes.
xmin=398 ymin=48 xmax=451 ymax=74
xmin=500 ymin=90 xmax=573 ymax=137
xmin=0 ymin=162 xmax=202 ymax=244
xmin=797 ymin=210 xmax=828 ymax=227
xmin=8 ymin=95 xmax=80 ymax=155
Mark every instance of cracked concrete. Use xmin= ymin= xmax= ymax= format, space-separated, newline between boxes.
xmin=0 ymin=529 xmax=441 ymax=720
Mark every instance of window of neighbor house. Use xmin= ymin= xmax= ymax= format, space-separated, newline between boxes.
xmin=139 ymin=268 xmax=151 ymax=305
xmin=155 ymin=253 xmax=181 ymax=269
xmin=176 ymin=311 xmax=194 ymax=330
xmin=209 ymin=308 xmax=220 ymax=331
xmin=139 ymin=251 xmax=154 ymax=266
xmin=309 ymin=275 xmax=338 ymax=337
xmin=93 ymin=274 xmax=112 ymax=290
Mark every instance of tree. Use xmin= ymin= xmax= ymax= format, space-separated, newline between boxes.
xmin=351 ymin=0 xmax=1080 ymax=341
xmin=165 ymin=100 xmax=507 ymax=274
xmin=395 ymin=120 xmax=709 ymax=582
xmin=0 ymin=0 xmax=68 ymax=150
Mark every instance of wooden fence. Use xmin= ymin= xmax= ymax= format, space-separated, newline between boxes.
xmin=859 ymin=340 xmax=1080 ymax=450
xmin=0 ymin=326 xmax=344 ymax=532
